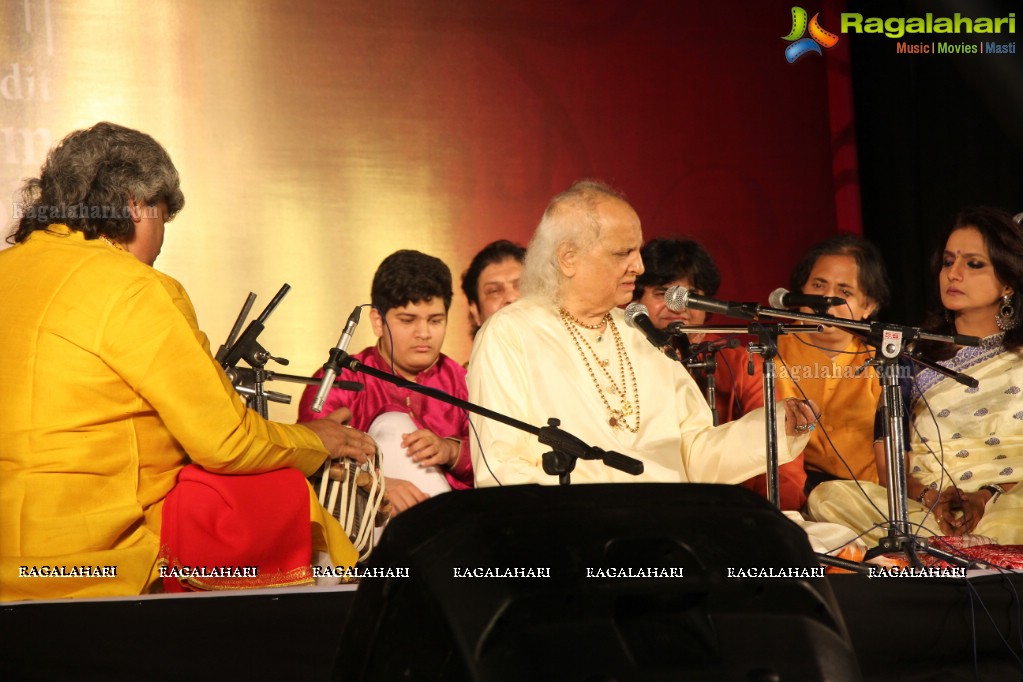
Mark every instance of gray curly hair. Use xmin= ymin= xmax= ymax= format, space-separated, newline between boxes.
xmin=9 ymin=122 xmax=184 ymax=244
xmin=521 ymin=179 xmax=629 ymax=303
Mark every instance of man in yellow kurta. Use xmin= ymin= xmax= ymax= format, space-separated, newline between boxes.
xmin=775 ymin=334 xmax=882 ymax=485
xmin=0 ymin=123 xmax=374 ymax=601
xmin=772 ymin=235 xmax=891 ymax=494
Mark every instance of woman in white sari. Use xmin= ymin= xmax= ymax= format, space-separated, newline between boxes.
xmin=809 ymin=207 xmax=1023 ymax=543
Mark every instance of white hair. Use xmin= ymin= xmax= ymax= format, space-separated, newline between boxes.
xmin=520 ymin=179 xmax=628 ymax=303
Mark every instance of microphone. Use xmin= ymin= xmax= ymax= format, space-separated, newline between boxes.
xmin=664 ymin=286 xmax=756 ymax=317
xmin=624 ymin=302 xmax=678 ymax=360
xmin=769 ymin=287 xmax=846 ymax=310
xmin=311 ymin=306 xmax=361 ymax=413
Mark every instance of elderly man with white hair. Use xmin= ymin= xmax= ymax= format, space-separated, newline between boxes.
xmin=467 ymin=180 xmax=818 ymax=487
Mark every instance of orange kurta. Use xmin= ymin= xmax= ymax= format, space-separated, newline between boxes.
xmin=775 ymin=333 xmax=881 ymax=484
xmin=0 ymin=226 xmax=354 ymax=601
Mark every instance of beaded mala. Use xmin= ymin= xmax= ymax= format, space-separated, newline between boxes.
xmin=559 ymin=308 xmax=641 ymax=432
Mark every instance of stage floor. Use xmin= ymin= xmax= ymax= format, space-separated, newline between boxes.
xmin=3 ymin=574 xmax=1022 ymax=681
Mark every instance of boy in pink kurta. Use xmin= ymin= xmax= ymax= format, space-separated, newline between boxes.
xmin=298 ymin=345 xmax=472 ymax=490
xmin=299 ymin=250 xmax=472 ymax=514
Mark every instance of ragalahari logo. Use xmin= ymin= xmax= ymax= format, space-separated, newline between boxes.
xmin=783 ymin=7 xmax=839 ymax=63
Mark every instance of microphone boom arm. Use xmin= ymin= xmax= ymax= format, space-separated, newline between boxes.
xmin=337 ymin=352 xmax=643 ymax=484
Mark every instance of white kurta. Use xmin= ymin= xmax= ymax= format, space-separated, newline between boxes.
xmin=467 ymin=297 xmax=806 ymax=487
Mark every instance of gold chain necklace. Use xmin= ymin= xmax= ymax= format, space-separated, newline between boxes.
xmin=561 ymin=309 xmax=608 ymax=330
xmin=100 ymin=236 xmax=125 ymax=251
xmin=559 ymin=308 xmax=640 ymax=432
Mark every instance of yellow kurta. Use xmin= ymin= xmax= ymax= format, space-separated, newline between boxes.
xmin=0 ymin=226 xmax=353 ymax=601
xmin=775 ymin=334 xmax=881 ymax=483
xmin=467 ymin=298 xmax=807 ymax=486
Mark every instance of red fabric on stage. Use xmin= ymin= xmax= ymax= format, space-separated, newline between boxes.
xmin=872 ymin=536 xmax=1023 ymax=571
xmin=159 ymin=464 xmax=314 ymax=591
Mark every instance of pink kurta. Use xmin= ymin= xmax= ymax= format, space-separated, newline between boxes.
xmin=298 ymin=346 xmax=473 ymax=489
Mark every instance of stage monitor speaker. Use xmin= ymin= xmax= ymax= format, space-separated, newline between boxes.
xmin=335 ymin=483 xmax=861 ymax=682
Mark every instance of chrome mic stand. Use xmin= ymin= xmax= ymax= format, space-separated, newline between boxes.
xmin=862 ymin=324 xmax=978 ymax=567
xmin=751 ymin=323 xmax=781 ymax=508
xmin=672 ymin=298 xmax=980 ymax=564
xmin=667 ymin=323 xmax=820 ymax=508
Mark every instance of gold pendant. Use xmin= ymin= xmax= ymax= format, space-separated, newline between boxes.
xmin=620 ymin=400 xmax=633 ymax=417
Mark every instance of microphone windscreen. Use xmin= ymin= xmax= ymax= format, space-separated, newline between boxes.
xmin=768 ymin=288 xmax=789 ymax=309
xmin=624 ymin=302 xmax=647 ymax=327
xmin=663 ymin=286 xmax=689 ymax=312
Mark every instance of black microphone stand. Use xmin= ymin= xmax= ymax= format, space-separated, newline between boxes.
xmin=216 ymin=286 xmax=362 ymax=418
xmin=335 ymin=351 xmax=643 ymax=485
xmin=676 ymin=337 xmax=736 ymax=427
xmin=217 ymin=284 xmax=292 ymax=418
xmin=685 ymin=350 xmax=719 ymax=426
